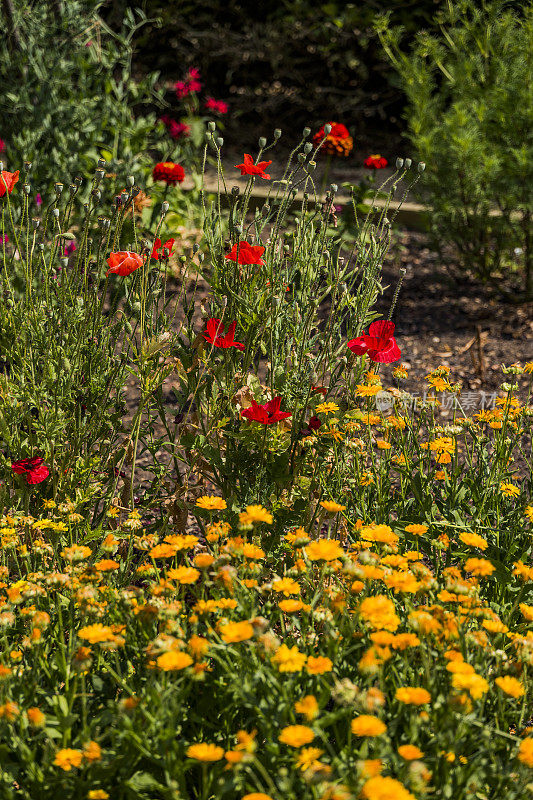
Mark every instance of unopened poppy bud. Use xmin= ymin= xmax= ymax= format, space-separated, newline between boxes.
xmin=258 ymin=136 xmax=267 ymax=148
xmin=324 ymin=124 xmax=332 ymax=135
xmin=53 ymin=208 xmax=60 ymax=218
xmin=404 ymin=158 xmax=412 ymax=169
xmin=207 ymin=121 xmax=216 ymax=132
xmin=303 ymin=126 xmax=311 ymax=138
xmin=303 ymin=142 xmax=312 ymax=154
xmin=396 ymin=158 xmax=404 ymax=169
xmin=32 ymin=218 xmax=40 ymax=229
xmin=126 ymin=175 xmax=134 ymax=187
xmin=308 ymin=161 xmax=316 ymax=171
xmin=23 ymin=184 xmax=30 ymax=195
xmin=216 ymin=137 xmax=224 ymax=147
xmin=418 ymin=162 xmax=426 ymax=173
xmin=161 ymin=201 xmax=169 ymax=213
xmin=273 ymin=128 xmax=281 ymax=139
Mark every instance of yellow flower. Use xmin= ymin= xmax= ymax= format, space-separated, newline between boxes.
xmin=351 ymin=715 xmax=387 ymax=737
xmin=316 ymin=402 xmax=339 ymax=414
xmin=295 ymin=695 xmax=319 ymax=721
xmin=87 ymin=792 xmax=109 ymax=800
xmin=395 ymin=687 xmax=431 ymax=706
xmin=359 ymin=595 xmax=400 ymax=632
xmin=239 ymin=505 xmax=273 ymax=525
xmin=518 ymin=738 xmax=533 ymax=767
xmin=27 ymin=707 xmax=45 ymax=727
xmin=398 ymin=745 xmax=424 ymax=760
xmin=94 ymin=559 xmax=119 ymax=572
xmin=495 ymin=676 xmax=524 ymax=698
xmin=464 ymin=558 xmax=495 ymax=577
xmin=305 ymin=539 xmax=344 ymax=561
xmin=451 ymin=672 xmax=489 ymax=699
xmin=242 ymin=794 xmax=274 ymax=800
xmin=519 ymin=603 xmax=533 ymax=622
xmin=306 ymin=656 xmax=333 ymax=675
xmin=156 ymin=651 xmax=193 ymax=671
xmin=271 ymin=644 xmax=307 ymax=672
xmin=459 ymin=531 xmax=488 ymax=550
xmin=278 ymin=724 xmax=315 ymax=747
xmin=375 ymin=439 xmax=392 ymax=450
xmin=83 ymin=741 xmax=102 ymax=763
xmin=320 ymin=501 xmax=346 ymax=513
xmin=219 ymin=621 xmax=254 ymax=644
xmin=356 ymin=384 xmax=382 ymax=397
xmin=295 ymin=746 xmax=325 ymax=770
xmin=187 ymin=743 xmax=225 ymax=762
xmin=500 ymin=482 xmax=520 ymax=498
xmin=405 ymin=524 xmax=428 ymax=536
xmin=361 ymin=776 xmax=416 ymax=800
xmin=272 ymin=577 xmax=301 ymax=596
xmin=167 ymin=566 xmax=200 ymax=584
xmin=54 ymin=748 xmax=83 ymax=771
xmin=78 ymin=624 xmax=114 ymax=644
xmin=196 ymin=496 xmax=227 ymax=511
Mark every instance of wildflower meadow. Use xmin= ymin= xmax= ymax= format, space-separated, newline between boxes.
xmin=0 ymin=1 xmax=531 ymax=799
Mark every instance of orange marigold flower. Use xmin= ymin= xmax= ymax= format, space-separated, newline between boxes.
xmin=27 ymin=707 xmax=46 ymax=727
xmin=495 ymin=676 xmax=524 ymax=698
xmin=271 ymin=644 xmax=306 ymax=672
xmin=459 ymin=531 xmax=488 ymax=550
xmin=77 ymin=624 xmax=114 ymax=644
xmin=53 ymin=748 xmax=83 ymax=771
xmin=464 ymin=558 xmax=495 ymax=577
xmin=351 ymin=715 xmax=387 ymax=737
xmin=278 ymin=724 xmax=315 ymax=747
xmin=196 ymin=495 xmax=227 ymax=511
xmin=359 ymin=595 xmax=400 ymax=632
xmin=398 ymin=744 xmax=424 ymax=760
xmin=518 ymin=738 xmax=533 ymax=767
xmin=272 ymin=577 xmax=301 ymax=596
xmin=186 ymin=743 xmax=224 ymax=761
xmin=451 ymin=672 xmax=489 ymax=699
xmin=219 ymin=620 xmax=254 ymax=644
xmin=156 ymin=651 xmax=193 ymax=671
xmin=306 ymin=655 xmax=333 ymax=675
xmin=361 ymin=776 xmax=416 ymax=800
xmin=320 ymin=500 xmax=346 ymax=513
xmin=305 ymin=539 xmax=344 ymax=561
xmin=395 ymin=687 xmax=431 ymax=705
xmin=405 ymin=524 xmax=428 ymax=536
xmin=167 ymin=566 xmax=200 ymax=584
xmin=83 ymin=741 xmax=102 ymax=763
xmin=295 ymin=695 xmax=319 ymax=720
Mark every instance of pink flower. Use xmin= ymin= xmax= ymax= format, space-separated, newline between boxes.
xmin=0 ymin=235 xmax=8 ymax=245
xmin=175 ymin=81 xmax=189 ymax=99
xmin=161 ymin=117 xmax=190 ymax=139
xmin=205 ymin=97 xmax=228 ymax=114
xmin=63 ymin=241 xmax=77 ymax=257
xmin=0 ymin=139 xmax=5 ymax=153
xmin=187 ymin=67 xmax=201 ymax=93
xmin=35 ymin=193 xmax=42 ymax=207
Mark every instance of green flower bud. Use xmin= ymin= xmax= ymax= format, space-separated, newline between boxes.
xmin=273 ymin=129 xmax=282 ymax=139
xmin=302 ymin=126 xmax=311 ymax=138
xmin=207 ymin=121 xmax=216 ymax=132
xmin=258 ymin=136 xmax=267 ymax=148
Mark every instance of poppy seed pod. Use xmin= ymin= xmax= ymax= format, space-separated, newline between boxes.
xmin=303 ymin=126 xmax=311 ymax=138
xmin=0 ymin=162 xmax=3 ymax=171
xmin=330 ymin=183 xmax=338 ymax=193
xmin=216 ymin=137 xmax=224 ymax=147
xmin=404 ymin=158 xmax=412 ymax=169
xmin=418 ymin=162 xmax=426 ymax=173
xmin=274 ymin=129 xmax=281 ymax=139
xmin=97 ymin=158 xmax=105 ymax=168
xmin=308 ymin=161 xmax=316 ymax=171
xmin=23 ymin=184 xmax=31 ymax=195
xmin=207 ymin=121 xmax=216 ymax=132
xmin=55 ymin=183 xmax=64 ymax=195
xmin=262 ymin=204 xmax=270 ymax=216
xmin=38 ymin=243 xmax=44 ymax=251
xmin=324 ymin=124 xmax=332 ymax=135
xmin=53 ymin=208 xmax=59 ymax=218
xmin=303 ymin=142 xmax=312 ymax=154
xmin=161 ymin=201 xmax=169 ymax=213
xmin=23 ymin=161 xmax=32 ymax=173
xmin=32 ymin=218 xmax=40 ymax=229
xmin=396 ymin=158 xmax=404 ymax=169
xmin=297 ymin=153 xmax=306 ymax=163
xmin=258 ymin=137 xmax=267 ymax=148
xmin=231 ymin=186 xmax=240 ymax=195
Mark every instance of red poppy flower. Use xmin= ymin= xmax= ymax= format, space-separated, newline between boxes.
xmin=151 ymin=238 xmax=175 ymax=260
xmin=11 ymin=456 xmax=49 ymax=485
xmin=152 ymin=162 xmax=185 ymax=185
xmin=0 ymin=170 xmax=19 ymax=197
xmin=348 ymin=320 xmax=401 ymax=363
xmin=313 ymin=123 xmax=353 ymax=158
xmin=311 ymin=386 xmax=328 ymax=396
xmin=205 ymin=97 xmax=228 ymax=114
xmin=241 ymin=397 xmax=292 ymax=425
xmin=203 ymin=318 xmax=244 ymax=351
xmin=106 ymin=251 xmax=144 ymax=277
xmin=225 ymin=241 xmax=265 ymax=266
xmin=364 ymin=154 xmax=388 ymax=169
xmin=235 ymin=154 xmax=272 ymax=180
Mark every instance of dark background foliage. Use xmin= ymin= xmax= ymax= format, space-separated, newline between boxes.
xmin=103 ymin=0 xmax=445 ymax=151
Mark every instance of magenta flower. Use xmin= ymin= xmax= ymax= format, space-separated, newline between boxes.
xmin=205 ymin=97 xmax=228 ymax=114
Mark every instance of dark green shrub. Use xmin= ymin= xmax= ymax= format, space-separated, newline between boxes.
xmin=378 ymin=0 xmax=533 ymax=299
xmin=0 ymin=0 xmax=164 ymax=193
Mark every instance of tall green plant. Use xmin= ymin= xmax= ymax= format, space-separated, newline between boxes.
xmin=377 ymin=0 xmax=533 ymax=299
